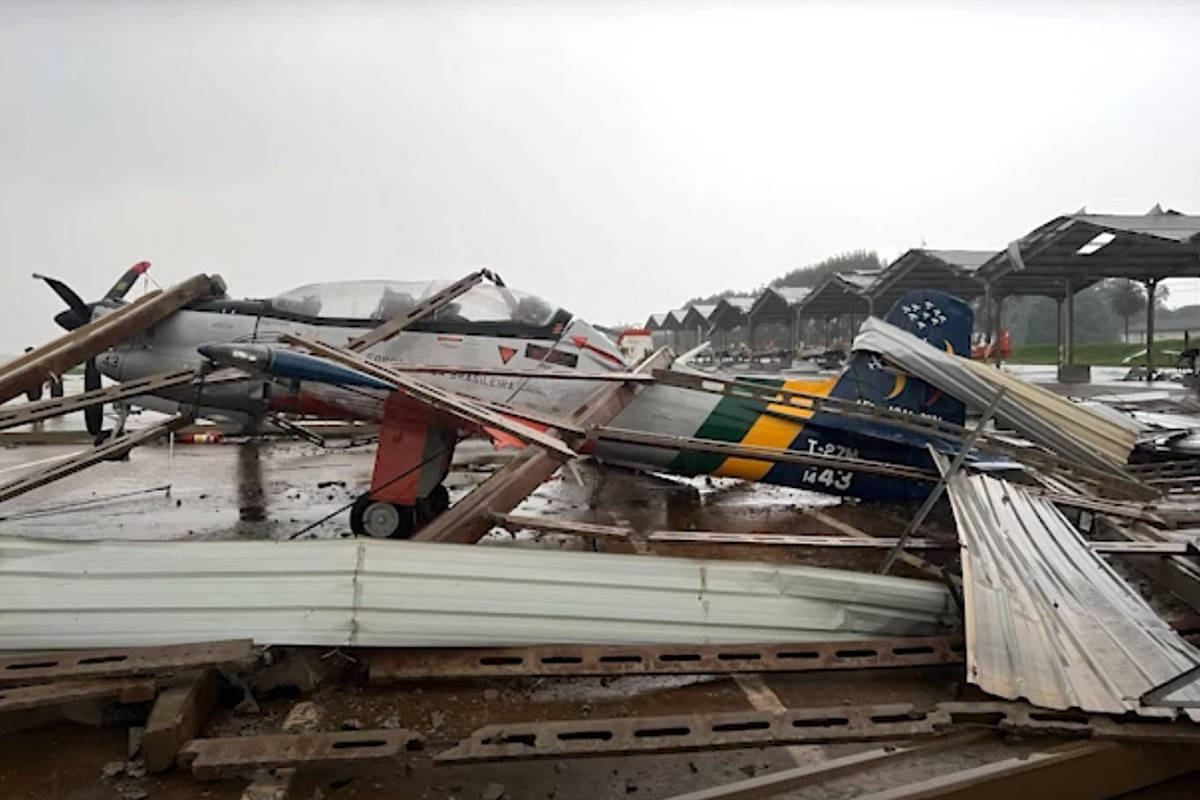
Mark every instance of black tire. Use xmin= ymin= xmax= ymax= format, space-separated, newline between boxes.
xmin=349 ymin=495 xmax=416 ymax=539
xmin=415 ymin=484 xmax=451 ymax=526
xmin=429 ymin=484 xmax=450 ymax=514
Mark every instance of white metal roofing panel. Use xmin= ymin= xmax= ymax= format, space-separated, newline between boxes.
xmin=1073 ymin=213 xmax=1200 ymax=243
xmin=774 ymin=287 xmax=812 ymax=304
xmin=924 ymin=250 xmax=995 ymax=271
xmin=853 ymin=316 xmax=1138 ymax=472
xmin=0 ymin=537 xmax=955 ymax=650
xmin=947 ymin=473 xmax=1200 ymax=717
xmin=838 ymin=271 xmax=880 ymax=291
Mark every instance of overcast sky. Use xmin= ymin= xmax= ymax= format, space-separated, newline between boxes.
xmin=3 ymin=0 xmax=1200 ymax=349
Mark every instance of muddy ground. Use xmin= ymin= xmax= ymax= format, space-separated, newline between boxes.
xmin=0 ymin=435 xmax=1196 ymax=798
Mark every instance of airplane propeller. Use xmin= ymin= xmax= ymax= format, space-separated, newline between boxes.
xmin=35 ymin=263 xmax=152 ymax=443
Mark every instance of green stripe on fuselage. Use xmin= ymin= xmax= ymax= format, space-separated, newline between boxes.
xmin=665 ymin=377 xmax=785 ymax=475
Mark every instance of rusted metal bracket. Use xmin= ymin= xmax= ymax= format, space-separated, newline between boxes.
xmin=178 ymin=729 xmax=423 ymax=780
xmin=435 ymin=700 xmax=1200 ymax=763
xmin=365 ymin=635 xmax=965 ymax=681
xmin=0 ymin=639 xmax=253 ymax=687
xmin=436 ymin=702 xmax=940 ymax=763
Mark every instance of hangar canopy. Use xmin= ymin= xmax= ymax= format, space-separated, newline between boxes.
xmin=795 ymin=271 xmax=879 ymax=319
xmin=976 ymin=209 xmax=1200 ymax=299
xmin=870 ymin=249 xmax=991 ymax=314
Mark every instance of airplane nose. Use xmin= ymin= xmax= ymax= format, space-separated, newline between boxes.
xmin=198 ymin=343 xmax=273 ymax=371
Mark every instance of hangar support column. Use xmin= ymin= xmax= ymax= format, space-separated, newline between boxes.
xmin=1145 ymin=277 xmax=1159 ymax=381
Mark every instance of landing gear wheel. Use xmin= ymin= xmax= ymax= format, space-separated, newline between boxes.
xmin=415 ymin=484 xmax=451 ymax=526
xmin=350 ymin=495 xmax=416 ymax=539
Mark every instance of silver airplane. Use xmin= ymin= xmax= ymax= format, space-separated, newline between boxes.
xmin=41 ymin=265 xmax=975 ymax=538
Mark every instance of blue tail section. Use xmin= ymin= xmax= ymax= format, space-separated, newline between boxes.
xmin=761 ymin=290 xmax=974 ymax=502
xmin=828 ymin=289 xmax=970 ymax=426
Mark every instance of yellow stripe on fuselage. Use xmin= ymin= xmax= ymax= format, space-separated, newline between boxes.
xmin=714 ymin=377 xmax=839 ymax=481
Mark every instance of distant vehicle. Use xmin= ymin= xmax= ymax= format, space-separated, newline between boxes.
xmin=40 ymin=266 xmax=977 ymax=537
xmin=971 ymin=329 xmax=1010 ymax=360
xmin=616 ymin=327 xmax=653 ymax=362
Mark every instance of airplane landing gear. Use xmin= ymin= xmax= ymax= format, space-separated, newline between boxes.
xmin=349 ymin=484 xmax=450 ymax=539
xmin=350 ymin=496 xmax=416 ymax=539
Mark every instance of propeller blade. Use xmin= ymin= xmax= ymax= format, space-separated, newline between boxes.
xmin=104 ymin=261 xmax=152 ymax=300
xmin=84 ymin=358 xmax=104 ymax=437
xmin=34 ymin=274 xmax=92 ymax=330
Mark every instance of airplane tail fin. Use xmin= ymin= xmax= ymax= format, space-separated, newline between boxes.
xmin=829 ymin=289 xmax=971 ymax=426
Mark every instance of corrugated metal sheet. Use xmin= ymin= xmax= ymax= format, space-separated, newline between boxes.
xmin=853 ymin=317 xmax=1139 ymax=472
xmin=924 ymin=249 xmax=994 ymax=272
xmin=774 ymin=287 xmax=812 ymax=305
xmin=1072 ymin=212 xmax=1200 ymax=244
xmin=947 ymin=472 xmax=1200 ymax=717
xmin=0 ymin=536 xmax=955 ymax=650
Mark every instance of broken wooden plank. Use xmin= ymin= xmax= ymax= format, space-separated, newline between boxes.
xmin=0 ymin=678 xmax=157 ymax=735
xmin=414 ymin=348 xmax=674 ymax=544
xmin=0 ymin=678 xmax=156 ymax=712
xmin=593 ymin=426 xmax=939 ymax=482
xmin=662 ymin=732 xmax=992 ymax=800
xmin=494 ymin=513 xmax=634 ymax=539
xmin=179 ymin=729 xmax=423 ymax=780
xmin=0 ymin=414 xmax=192 ymax=504
xmin=347 ymin=269 xmax=488 ymax=351
xmin=366 ymin=636 xmax=964 ymax=681
xmin=0 ymin=274 xmax=222 ymax=405
xmin=144 ymin=669 xmax=219 ymax=772
xmin=803 ymin=508 xmax=960 ymax=589
xmin=0 ymin=639 xmax=253 ymax=687
xmin=282 ymin=333 xmax=578 ymax=459
xmin=648 ymin=531 xmax=953 ymax=549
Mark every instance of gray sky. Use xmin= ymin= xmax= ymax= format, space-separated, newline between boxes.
xmin=3 ymin=0 xmax=1200 ymax=349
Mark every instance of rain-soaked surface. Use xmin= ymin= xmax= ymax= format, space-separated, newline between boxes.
xmin=0 ymin=400 xmax=1194 ymax=799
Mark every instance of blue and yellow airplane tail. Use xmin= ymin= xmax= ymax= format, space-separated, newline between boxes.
xmin=828 ymin=289 xmax=971 ymax=426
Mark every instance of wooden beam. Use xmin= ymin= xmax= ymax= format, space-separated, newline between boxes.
xmin=282 ymin=333 xmax=577 ymax=459
xmin=346 ymin=269 xmax=488 ymax=352
xmin=0 ymin=274 xmax=221 ymax=405
xmin=144 ymin=669 xmax=219 ymax=772
xmin=0 ymin=414 xmax=191 ymax=504
xmin=593 ymin=426 xmax=938 ymax=482
xmin=413 ymin=348 xmax=673 ymax=544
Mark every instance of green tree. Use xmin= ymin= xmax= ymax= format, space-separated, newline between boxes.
xmin=1106 ymin=279 xmax=1145 ymax=343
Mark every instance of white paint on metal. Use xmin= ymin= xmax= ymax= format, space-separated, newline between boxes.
xmin=946 ymin=472 xmax=1200 ymax=718
xmin=0 ymin=536 xmax=955 ymax=650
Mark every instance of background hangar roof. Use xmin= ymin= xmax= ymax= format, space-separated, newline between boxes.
xmin=870 ymin=248 xmax=992 ymax=313
xmin=708 ymin=295 xmax=757 ymax=330
xmin=680 ymin=303 xmax=718 ymax=329
xmin=977 ymin=208 xmax=1200 ymax=299
xmin=794 ymin=270 xmax=880 ymax=318
xmin=747 ymin=286 xmax=812 ymax=323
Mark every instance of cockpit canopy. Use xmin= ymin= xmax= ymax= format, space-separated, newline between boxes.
xmin=267 ymin=280 xmax=571 ymax=336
